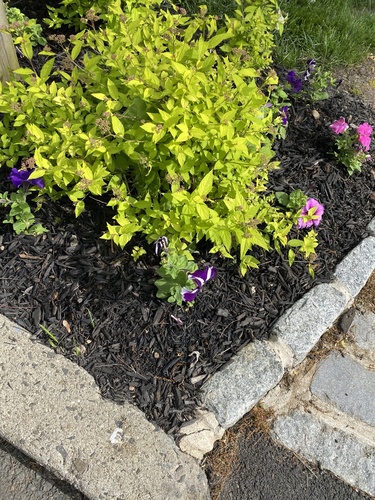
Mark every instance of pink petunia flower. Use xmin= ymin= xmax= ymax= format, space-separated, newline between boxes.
xmin=297 ymin=198 xmax=325 ymax=229
xmin=357 ymin=122 xmax=373 ymax=137
xmin=357 ymin=122 xmax=372 ymax=151
xmin=329 ymin=117 xmax=349 ymax=135
xmin=358 ymin=134 xmax=371 ymax=151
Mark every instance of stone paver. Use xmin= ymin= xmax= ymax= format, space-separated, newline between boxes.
xmin=272 ymin=410 xmax=375 ymax=497
xmin=266 ymin=305 xmax=375 ymax=499
xmin=311 ymin=352 xmax=375 ymax=427
xmin=349 ymin=311 xmax=375 ymax=351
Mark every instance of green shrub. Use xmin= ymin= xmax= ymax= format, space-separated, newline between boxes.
xmin=4 ymin=3 xmax=47 ymax=47
xmin=0 ymin=0 xmax=317 ymax=275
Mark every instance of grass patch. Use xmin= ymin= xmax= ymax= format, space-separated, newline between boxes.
xmin=273 ymin=0 xmax=375 ymax=70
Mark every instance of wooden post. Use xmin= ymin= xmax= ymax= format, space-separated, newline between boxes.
xmin=0 ymin=0 xmax=19 ymax=84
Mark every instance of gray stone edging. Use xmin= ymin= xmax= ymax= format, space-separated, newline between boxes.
xmin=0 ymin=315 xmax=209 ymax=500
xmin=195 ymin=219 xmax=375 ymax=438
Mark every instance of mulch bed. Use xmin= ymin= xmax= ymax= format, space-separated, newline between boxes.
xmin=1 ymin=1 xmax=375 ymax=437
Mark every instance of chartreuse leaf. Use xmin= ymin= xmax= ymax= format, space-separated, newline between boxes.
xmin=111 ymin=116 xmax=124 ymax=136
xmin=195 ymin=171 xmax=213 ymax=197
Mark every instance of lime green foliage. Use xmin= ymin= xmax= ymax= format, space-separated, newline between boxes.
xmin=45 ymin=0 xmax=116 ymax=30
xmin=274 ymin=189 xmax=317 ymax=274
xmin=274 ymin=0 xmax=375 ymax=70
xmin=288 ymin=230 xmax=319 ymax=276
xmin=5 ymin=4 xmax=47 ymax=47
xmin=0 ymin=0 xmax=317 ymax=274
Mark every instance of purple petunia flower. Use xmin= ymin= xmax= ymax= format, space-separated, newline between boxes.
xmin=297 ymin=198 xmax=324 ymax=229
xmin=9 ymin=168 xmax=45 ymax=189
xmin=181 ymin=265 xmax=217 ymax=302
xmin=286 ymin=71 xmax=303 ymax=93
xmin=189 ymin=266 xmax=217 ymax=287
xmin=181 ymin=286 xmax=200 ymax=302
xmin=304 ymin=58 xmax=316 ymax=80
xmin=154 ymin=236 xmax=169 ymax=256
xmin=279 ymin=106 xmax=289 ymax=125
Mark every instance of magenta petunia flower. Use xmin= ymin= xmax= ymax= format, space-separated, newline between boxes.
xmin=357 ymin=122 xmax=372 ymax=137
xmin=181 ymin=266 xmax=217 ymax=302
xmin=357 ymin=122 xmax=372 ymax=151
xmin=297 ymin=198 xmax=325 ymax=229
xmin=329 ymin=117 xmax=349 ymax=135
xmin=9 ymin=168 xmax=45 ymax=189
xmin=358 ymin=134 xmax=371 ymax=151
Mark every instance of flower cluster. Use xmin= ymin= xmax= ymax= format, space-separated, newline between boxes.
xmin=286 ymin=59 xmax=336 ymax=101
xmin=329 ymin=117 xmax=372 ymax=175
xmin=181 ymin=266 xmax=217 ymax=302
xmin=297 ymin=198 xmax=324 ymax=229
xmin=286 ymin=70 xmax=302 ymax=93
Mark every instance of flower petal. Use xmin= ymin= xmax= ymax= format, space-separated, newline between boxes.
xmin=357 ymin=122 xmax=372 ymax=137
xmin=9 ymin=168 xmax=30 ymax=188
xmin=330 ymin=117 xmax=348 ymax=134
xmin=181 ymin=286 xmax=200 ymax=302
xmin=188 ymin=266 xmax=217 ymax=287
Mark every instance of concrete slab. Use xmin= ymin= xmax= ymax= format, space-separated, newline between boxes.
xmin=0 ymin=314 xmax=209 ymax=500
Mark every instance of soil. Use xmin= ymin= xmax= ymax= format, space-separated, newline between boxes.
xmin=1 ymin=1 xmax=375 ymax=439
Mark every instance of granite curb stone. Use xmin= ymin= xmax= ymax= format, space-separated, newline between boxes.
xmin=270 ymin=282 xmax=351 ymax=366
xmin=333 ymin=236 xmax=375 ymax=297
xmin=366 ymin=218 xmax=375 ymax=235
xmin=201 ymin=340 xmax=284 ymax=429
xmin=0 ymin=315 xmax=209 ymax=500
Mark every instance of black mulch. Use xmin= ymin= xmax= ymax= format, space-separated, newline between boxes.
xmin=2 ymin=1 xmax=375 ymax=437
